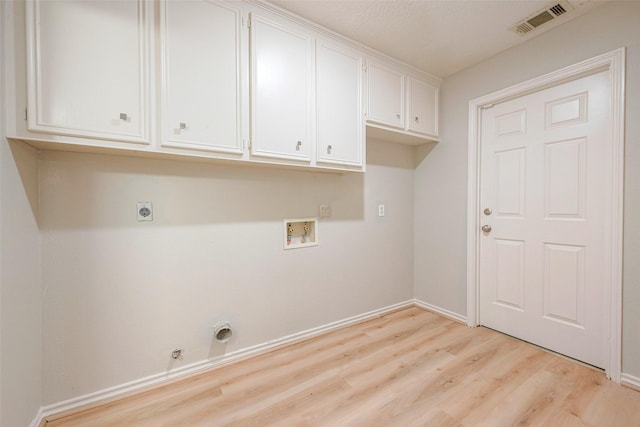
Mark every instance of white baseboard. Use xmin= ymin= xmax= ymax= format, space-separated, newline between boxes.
xmin=621 ymin=373 xmax=640 ymax=390
xmin=413 ymin=298 xmax=468 ymax=324
xmin=35 ymin=299 xmax=415 ymax=425
xmin=29 ymin=407 xmax=44 ymax=427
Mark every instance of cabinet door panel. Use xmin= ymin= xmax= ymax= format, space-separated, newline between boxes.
xmin=367 ymin=62 xmax=403 ymax=129
xmin=406 ymin=77 xmax=438 ymax=137
xmin=251 ymin=14 xmax=311 ymax=161
xmin=316 ymin=41 xmax=363 ymax=166
xmin=29 ymin=0 xmax=149 ymax=143
xmin=161 ymin=0 xmax=242 ymax=154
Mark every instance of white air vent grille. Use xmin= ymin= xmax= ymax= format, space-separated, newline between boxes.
xmin=510 ymin=0 xmax=573 ymax=36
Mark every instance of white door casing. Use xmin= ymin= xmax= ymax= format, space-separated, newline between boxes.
xmin=467 ymin=49 xmax=625 ymax=380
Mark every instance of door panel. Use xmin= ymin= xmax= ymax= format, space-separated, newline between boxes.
xmin=495 ymin=239 xmax=525 ymax=310
xmin=544 ymin=138 xmax=586 ymax=219
xmin=495 ymin=109 xmax=526 ymax=137
xmin=495 ymin=148 xmax=526 ymax=217
xmin=543 ymin=243 xmax=585 ymax=327
xmin=479 ymin=70 xmax=610 ymax=368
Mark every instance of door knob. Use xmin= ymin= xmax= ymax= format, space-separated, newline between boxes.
xmin=482 ymin=225 xmax=492 ymax=232
xmin=484 ymin=208 xmax=492 ymax=216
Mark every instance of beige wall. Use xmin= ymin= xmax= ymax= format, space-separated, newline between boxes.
xmin=414 ymin=1 xmax=640 ymax=378
xmin=39 ymin=139 xmax=415 ymax=404
xmin=5 ymin=0 xmax=640 ymax=421
xmin=1 ymin=2 xmax=43 ymax=425
xmin=0 ymin=141 xmax=41 ymax=427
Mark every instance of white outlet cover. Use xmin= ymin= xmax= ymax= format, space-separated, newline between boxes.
xmin=137 ymin=202 xmax=153 ymax=221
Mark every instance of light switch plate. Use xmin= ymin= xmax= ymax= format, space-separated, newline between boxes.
xmin=319 ymin=204 xmax=331 ymax=218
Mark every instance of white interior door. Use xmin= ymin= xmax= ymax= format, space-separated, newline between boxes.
xmin=479 ymin=69 xmax=612 ymax=368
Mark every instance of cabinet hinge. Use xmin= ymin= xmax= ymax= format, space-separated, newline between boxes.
xmin=244 ymin=139 xmax=251 ymax=150
xmin=25 ymin=108 xmax=28 ymax=121
xmin=247 ymin=16 xmax=251 ymax=29
xmin=363 ymin=63 xmax=367 ymax=73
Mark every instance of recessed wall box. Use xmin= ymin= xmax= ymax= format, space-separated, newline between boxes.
xmin=284 ymin=218 xmax=318 ymax=249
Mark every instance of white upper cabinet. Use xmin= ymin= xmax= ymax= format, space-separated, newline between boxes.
xmin=366 ymin=62 xmax=404 ymax=129
xmin=159 ymin=0 xmax=242 ymax=154
xmin=250 ymin=13 xmax=312 ymax=162
xmin=406 ymin=77 xmax=438 ymax=137
xmin=316 ymin=40 xmax=364 ymax=167
xmin=366 ymin=59 xmax=440 ymax=143
xmin=26 ymin=0 xmax=151 ymax=144
xmin=11 ymin=0 xmax=437 ymax=170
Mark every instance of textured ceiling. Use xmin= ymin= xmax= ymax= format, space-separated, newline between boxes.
xmin=268 ymin=0 xmax=604 ymax=77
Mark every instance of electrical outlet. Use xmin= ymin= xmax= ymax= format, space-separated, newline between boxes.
xmin=378 ymin=204 xmax=385 ymax=217
xmin=137 ymin=202 xmax=153 ymax=221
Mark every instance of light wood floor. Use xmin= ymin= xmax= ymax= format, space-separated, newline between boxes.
xmin=45 ymin=307 xmax=640 ymax=426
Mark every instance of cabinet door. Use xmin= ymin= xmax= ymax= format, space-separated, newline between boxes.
xmin=160 ymin=0 xmax=242 ymax=154
xmin=366 ymin=61 xmax=404 ymax=129
xmin=406 ymin=77 xmax=438 ymax=137
xmin=250 ymin=14 xmax=312 ymax=161
xmin=27 ymin=0 xmax=150 ymax=144
xmin=316 ymin=41 xmax=363 ymax=167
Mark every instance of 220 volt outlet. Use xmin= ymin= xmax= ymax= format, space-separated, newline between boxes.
xmin=137 ymin=202 xmax=153 ymax=221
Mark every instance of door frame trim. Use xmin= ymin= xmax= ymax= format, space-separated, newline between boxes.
xmin=466 ymin=48 xmax=625 ymax=381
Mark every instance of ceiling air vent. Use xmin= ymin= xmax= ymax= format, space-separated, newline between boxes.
xmin=510 ymin=0 xmax=573 ymax=36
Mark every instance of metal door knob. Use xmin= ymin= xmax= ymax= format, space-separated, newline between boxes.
xmin=482 ymin=225 xmax=492 ymax=232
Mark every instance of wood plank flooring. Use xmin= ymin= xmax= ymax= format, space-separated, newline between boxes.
xmin=45 ymin=307 xmax=640 ymax=426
